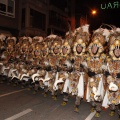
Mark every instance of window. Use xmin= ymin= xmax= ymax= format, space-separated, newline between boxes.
xmin=49 ymin=10 xmax=68 ymax=29
xmin=30 ymin=9 xmax=46 ymax=30
xmin=37 ymin=0 xmax=47 ymax=4
xmin=49 ymin=0 xmax=67 ymax=11
xmin=0 ymin=0 xmax=15 ymax=18
xmin=21 ymin=8 xmax=25 ymax=28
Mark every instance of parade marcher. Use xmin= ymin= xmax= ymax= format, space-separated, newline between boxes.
xmin=0 ymin=36 xmax=17 ymax=83
xmin=16 ymin=36 xmax=32 ymax=88
xmin=38 ymin=41 xmax=50 ymax=92
xmin=0 ymin=34 xmax=6 ymax=83
xmin=0 ymin=34 xmax=6 ymax=55
xmin=102 ymin=27 xmax=120 ymax=119
xmin=5 ymin=36 xmax=17 ymax=62
xmin=19 ymin=36 xmax=32 ymax=62
xmin=42 ymin=35 xmax=62 ymax=98
xmin=69 ymin=24 xmax=90 ymax=112
xmin=57 ymin=39 xmax=72 ymax=105
xmin=82 ymin=27 xmax=109 ymax=117
xmin=31 ymin=36 xmax=43 ymax=93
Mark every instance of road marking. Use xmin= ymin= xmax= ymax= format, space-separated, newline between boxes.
xmin=51 ymin=105 xmax=60 ymax=112
xmin=85 ymin=111 xmax=96 ymax=120
xmin=0 ymin=89 xmax=26 ymax=98
xmin=5 ymin=108 xmax=32 ymax=120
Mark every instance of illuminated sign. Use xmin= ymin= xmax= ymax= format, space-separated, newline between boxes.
xmin=101 ymin=1 xmax=120 ymax=9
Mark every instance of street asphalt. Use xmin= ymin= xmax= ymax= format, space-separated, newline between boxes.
xmin=0 ymin=81 xmax=119 ymax=120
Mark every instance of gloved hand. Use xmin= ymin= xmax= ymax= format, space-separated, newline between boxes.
xmin=80 ymin=64 xmax=84 ymax=68
xmin=117 ymin=73 xmax=120 ymax=78
xmin=88 ymin=70 xmax=95 ymax=77
xmin=46 ymin=66 xmax=51 ymax=71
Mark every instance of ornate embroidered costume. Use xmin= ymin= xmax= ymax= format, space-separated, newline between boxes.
xmin=102 ymin=27 xmax=120 ymax=118
xmin=70 ymin=24 xmax=90 ymax=112
xmin=84 ymin=27 xmax=109 ymax=117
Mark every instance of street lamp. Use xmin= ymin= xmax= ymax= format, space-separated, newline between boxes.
xmin=79 ymin=9 xmax=98 ymax=25
xmin=91 ymin=9 xmax=97 ymax=15
xmin=85 ymin=10 xmax=97 ymax=24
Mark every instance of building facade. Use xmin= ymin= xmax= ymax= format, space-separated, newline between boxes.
xmin=0 ymin=0 xmax=75 ymax=37
xmin=0 ymin=0 xmax=21 ymax=36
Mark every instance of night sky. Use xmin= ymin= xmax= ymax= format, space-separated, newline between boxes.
xmin=76 ymin=0 xmax=120 ymax=30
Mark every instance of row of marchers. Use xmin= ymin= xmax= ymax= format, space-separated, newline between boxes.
xmin=0 ymin=24 xmax=120 ymax=118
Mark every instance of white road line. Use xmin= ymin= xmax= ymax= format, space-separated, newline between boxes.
xmin=85 ymin=111 xmax=96 ymax=120
xmin=51 ymin=105 xmax=60 ymax=112
xmin=5 ymin=108 xmax=32 ymax=120
xmin=0 ymin=89 xmax=26 ymax=98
